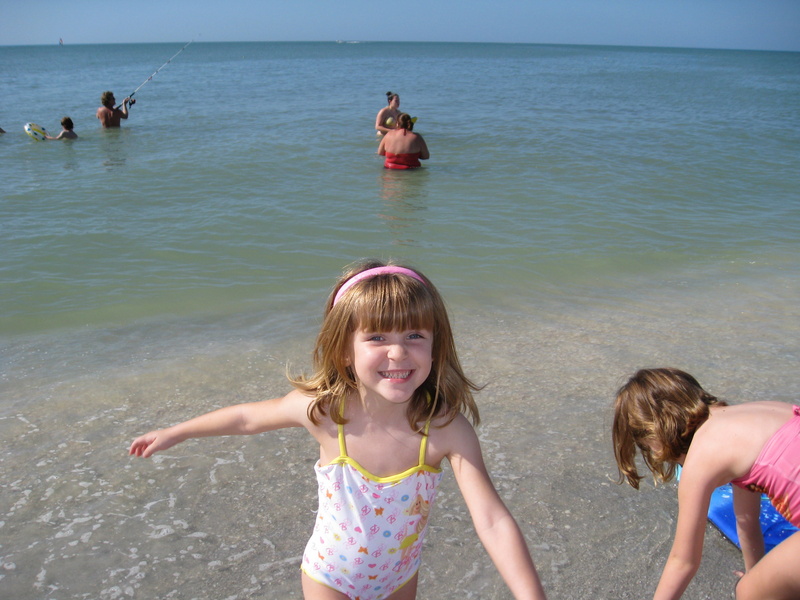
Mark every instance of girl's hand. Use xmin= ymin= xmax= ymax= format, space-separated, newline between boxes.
xmin=129 ymin=429 xmax=179 ymax=458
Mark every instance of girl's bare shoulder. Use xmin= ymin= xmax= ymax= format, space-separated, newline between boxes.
xmin=426 ymin=412 xmax=477 ymax=461
xmin=687 ymin=401 xmax=795 ymax=479
xmin=271 ymin=389 xmax=319 ymax=426
xmin=707 ymin=400 xmax=795 ymax=430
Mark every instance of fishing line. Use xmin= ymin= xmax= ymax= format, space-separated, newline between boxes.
xmin=115 ymin=40 xmax=193 ymax=109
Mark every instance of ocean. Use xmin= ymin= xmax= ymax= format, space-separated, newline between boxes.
xmin=1 ymin=41 xmax=798 ymax=599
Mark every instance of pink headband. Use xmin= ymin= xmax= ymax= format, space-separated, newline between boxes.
xmin=333 ymin=266 xmax=426 ymax=306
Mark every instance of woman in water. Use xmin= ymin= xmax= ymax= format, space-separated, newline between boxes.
xmin=375 ymin=91 xmax=401 ymax=136
xmin=377 ymin=113 xmax=429 ymax=170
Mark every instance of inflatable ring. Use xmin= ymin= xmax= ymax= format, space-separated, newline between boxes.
xmin=24 ymin=123 xmax=47 ymax=141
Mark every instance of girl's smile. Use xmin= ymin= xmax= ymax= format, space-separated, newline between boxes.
xmin=379 ymin=370 xmax=413 ymax=380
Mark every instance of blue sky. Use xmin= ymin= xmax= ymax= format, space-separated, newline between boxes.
xmin=2 ymin=0 xmax=798 ymax=51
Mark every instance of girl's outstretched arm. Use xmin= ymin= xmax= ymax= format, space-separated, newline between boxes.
xmin=129 ymin=389 xmax=312 ymax=458
xmin=443 ymin=415 xmax=547 ymax=600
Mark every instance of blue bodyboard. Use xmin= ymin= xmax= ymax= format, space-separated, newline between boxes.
xmin=707 ymin=483 xmax=797 ymax=551
xmin=676 ymin=465 xmax=797 ymax=551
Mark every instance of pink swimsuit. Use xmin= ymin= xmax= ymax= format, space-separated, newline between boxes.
xmin=731 ymin=405 xmax=800 ymax=527
xmin=301 ymin=420 xmax=443 ymax=599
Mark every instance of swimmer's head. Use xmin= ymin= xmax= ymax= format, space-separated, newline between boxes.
xmin=396 ymin=113 xmax=414 ymax=131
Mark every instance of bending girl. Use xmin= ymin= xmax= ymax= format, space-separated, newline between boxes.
xmin=613 ymin=367 xmax=800 ymax=600
xmin=130 ymin=260 xmax=547 ymax=600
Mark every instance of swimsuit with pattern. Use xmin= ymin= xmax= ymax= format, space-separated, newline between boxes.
xmin=301 ymin=419 xmax=443 ymax=599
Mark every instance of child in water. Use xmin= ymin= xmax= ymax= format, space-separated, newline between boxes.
xmin=130 ymin=260 xmax=547 ymax=600
xmin=613 ymin=367 xmax=800 ymax=600
xmin=46 ymin=116 xmax=78 ymax=140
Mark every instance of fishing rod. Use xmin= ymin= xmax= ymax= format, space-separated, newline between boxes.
xmin=115 ymin=40 xmax=193 ymax=109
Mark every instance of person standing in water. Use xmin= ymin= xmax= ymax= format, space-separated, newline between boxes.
xmin=378 ymin=113 xmax=429 ymax=169
xmin=46 ymin=116 xmax=78 ymax=140
xmin=96 ymin=91 xmax=132 ymax=128
xmin=375 ymin=91 xmax=401 ymax=136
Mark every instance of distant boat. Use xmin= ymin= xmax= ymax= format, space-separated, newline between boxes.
xmin=59 ymin=38 xmax=64 ymax=45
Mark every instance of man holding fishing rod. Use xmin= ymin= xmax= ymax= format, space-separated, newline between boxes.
xmin=95 ymin=40 xmax=193 ymax=129
xmin=96 ymin=91 xmax=133 ymax=128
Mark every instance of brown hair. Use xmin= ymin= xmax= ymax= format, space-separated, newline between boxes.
xmin=291 ymin=259 xmax=480 ymax=431
xmin=396 ymin=113 xmax=414 ymax=131
xmin=612 ymin=367 xmax=725 ymax=489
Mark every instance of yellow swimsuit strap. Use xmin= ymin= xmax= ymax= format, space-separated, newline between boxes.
xmin=337 ymin=419 xmax=432 ymax=467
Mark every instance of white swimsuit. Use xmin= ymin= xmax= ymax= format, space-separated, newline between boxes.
xmin=301 ymin=420 xmax=443 ymax=599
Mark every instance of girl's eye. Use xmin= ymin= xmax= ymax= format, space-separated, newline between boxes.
xmin=408 ymin=333 xmax=423 ymax=339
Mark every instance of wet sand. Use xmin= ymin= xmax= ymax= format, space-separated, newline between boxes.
xmin=2 ymin=272 xmax=798 ymax=599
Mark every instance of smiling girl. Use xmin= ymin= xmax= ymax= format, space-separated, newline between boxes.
xmin=129 ymin=260 xmax=547 ymax=600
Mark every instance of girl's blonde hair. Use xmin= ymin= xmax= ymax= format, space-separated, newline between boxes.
xmin=291 ymin=260 xmax=480 ymax=431
xmin=612 ymin=367 xmax=725 ymax=489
